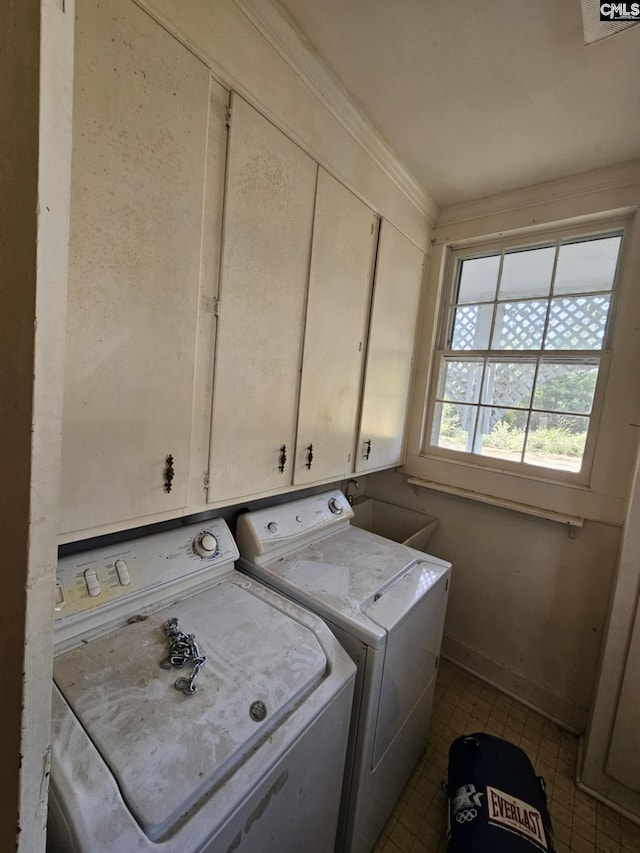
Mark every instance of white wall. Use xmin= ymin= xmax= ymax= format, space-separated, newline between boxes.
xmin=0 ymin=1 xmax=73 ymax=851
xmin=368 ymin=163 xmax=640 ymax=734
xmin=364 ymin=469 xmax=620 ymax=732
xmin=0 ymin=3 xmax=39 ymax=841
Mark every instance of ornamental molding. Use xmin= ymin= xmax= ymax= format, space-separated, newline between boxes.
xmin=235 ymin=0 xmax=439 ymax=225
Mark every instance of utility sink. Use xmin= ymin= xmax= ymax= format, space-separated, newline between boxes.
xmin=350 ymin=498 xmax=438 ymax=552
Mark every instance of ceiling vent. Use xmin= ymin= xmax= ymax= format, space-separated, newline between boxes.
xmin=581 ymin=0 xmax=639 ymax=44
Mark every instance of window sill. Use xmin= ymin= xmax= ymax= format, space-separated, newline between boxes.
xmin=406 ymin=476 xmax=584 ymax=528
xmin=402 ymin=452 xmax=626 ymax=526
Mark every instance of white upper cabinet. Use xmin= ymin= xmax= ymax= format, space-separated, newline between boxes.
xmin=208 ymin=94 xmax=318 ymax=502
xmin=60 ymin=3 xmax=424 ymax=530
xmin=295 ymin=169 xmax=379 ymax=485
xmin=60 ymin=0 xmax=223 ymax=537
xmin=356 ymin=222 xmax=424 ymax=473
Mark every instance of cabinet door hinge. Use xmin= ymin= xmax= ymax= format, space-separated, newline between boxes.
xmin=213 ymin=298 xmax=221 ymax=317
xmin=203 ymin=471 xmax=210 ymax=490
xmin=225 ymin=106 xmax=232 ymax=128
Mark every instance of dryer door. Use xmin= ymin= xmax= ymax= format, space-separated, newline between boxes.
xmin=365 ymin=562 xmax=450 ymax=767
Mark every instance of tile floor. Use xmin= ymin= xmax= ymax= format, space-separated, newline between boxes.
xmin=372 ymin=659 xmax=640 ymax=853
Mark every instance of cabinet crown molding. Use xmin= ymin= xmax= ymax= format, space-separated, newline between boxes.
xmin=436 ymin=159 xmax=640 ymax=231
xmin=235 ymin=0 xmax=439 ymax=226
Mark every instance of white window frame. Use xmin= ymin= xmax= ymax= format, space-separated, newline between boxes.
xmin=422 ymin=218 xmax=628 ymax=488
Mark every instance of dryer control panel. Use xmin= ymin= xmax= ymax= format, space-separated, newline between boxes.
xmin=55 ymin=518 xmax=239 ymax=650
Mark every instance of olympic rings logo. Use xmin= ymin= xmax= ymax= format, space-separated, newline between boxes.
xmin=455 ymin=808 xmax=478 ymax=823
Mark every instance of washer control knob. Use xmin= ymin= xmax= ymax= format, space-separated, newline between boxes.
xmin=201 ymin=533 xmax=217 ymax=552
xmin=193 ymin=531 xmax=219 ymax=558
xmin=328 ymin=497 xmax=343 ymax=515
xmin=267 ymin=522 xmax=279 ymax=534
xmin=115 ymin=559 xmax=131 ymax=586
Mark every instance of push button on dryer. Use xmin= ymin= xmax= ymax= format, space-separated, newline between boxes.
xmin=115 ymin=559 xmax=131 ymax=586
xmin=84 ymin=568 xmax=101 ymax=597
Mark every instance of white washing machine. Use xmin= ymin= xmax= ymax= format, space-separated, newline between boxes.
xmin=48 ymin=517 xmax=356 ymax=853
xmin=235 ymin=490 xmax=452 ymax=853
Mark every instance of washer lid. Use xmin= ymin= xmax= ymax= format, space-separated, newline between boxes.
xmin=253 ymin=526 xmax=451 ymax=649
xmin=53 ymin=579 xmax=327 ymax=841
xmin=363 ymin=561 xmax=448 ymax=632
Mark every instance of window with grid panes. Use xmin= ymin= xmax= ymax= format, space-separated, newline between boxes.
xmin=427 ymin=230 xmax=623 ymax=475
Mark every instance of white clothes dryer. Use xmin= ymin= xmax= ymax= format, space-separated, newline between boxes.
xmin=48 ymin=517 xmax=355 ymax=853
xmin=235 ymin=490 xmax=452 ymax=853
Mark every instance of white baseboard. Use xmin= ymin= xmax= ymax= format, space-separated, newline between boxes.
xmin=442 ymin=635 xmax=586 ymax=734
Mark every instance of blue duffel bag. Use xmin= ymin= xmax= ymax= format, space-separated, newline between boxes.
xmin=447 ymin=733 xmax=556 ymax=852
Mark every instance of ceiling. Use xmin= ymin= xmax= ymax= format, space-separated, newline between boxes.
xmin=274 ymin=0 xmax=640 ymax=208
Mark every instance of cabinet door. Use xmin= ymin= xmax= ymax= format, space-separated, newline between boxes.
xmin=295 ymin=170 xmax=378 ymax=485
xmin=208 ymin=94 xmax=317 ymax=501
xmin=356 ymin=222 xmax=424 ymax=472
xmin=60 ymin=0 xmax=215 ymax=536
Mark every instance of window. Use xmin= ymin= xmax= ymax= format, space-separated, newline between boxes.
xmin=427 ymin=229 xmax=623 ymax=477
